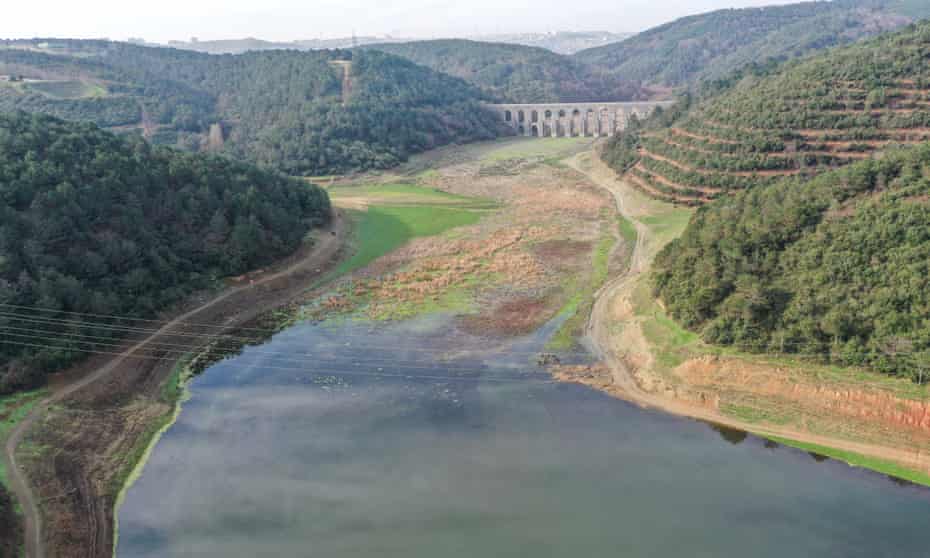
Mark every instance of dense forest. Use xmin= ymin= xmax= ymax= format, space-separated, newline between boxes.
xmin=365 ymin=39 xmax=648 ymax=103
xmin=0 ymin=41 xmax=504 ymax=174
xmin=574 ymin=0 xmax=929 ymax=89
xmin=601 ymin=22 xmax=930 ymax=204
xmin=654 ymin=143 xmax=930 ymax=381
xmin=0 ymin=112 xmax=331 ymax=394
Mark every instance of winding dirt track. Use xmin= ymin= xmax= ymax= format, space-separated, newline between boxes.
xmin=3 ymin=213 xmax=346 ymax=558
xmin=570 ymin=149 xmax=930 ymax=477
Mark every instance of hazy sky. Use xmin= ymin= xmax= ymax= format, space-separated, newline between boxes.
xmin=4 ymin=0 xmax=802 ymax=43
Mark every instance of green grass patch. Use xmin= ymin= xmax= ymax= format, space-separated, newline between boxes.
xmin=548 ymin=232 xmax=616 ymax=351
xmin=766 ymin=435 xmax=930 ymax=487
xmin=720 ymin=403 xmax=794 ymax=426
xmin=639 ymin=207 xmax=693 ymax=246
xmin=0 ymin=390 xmax=46 ymax=490
xmin=617 ymin=215 xmax=637 ymax=246
xmin=336 ymin=205 xmax=483 ymax=276
xmin=633 ymin=277 xmax=700 ymax=370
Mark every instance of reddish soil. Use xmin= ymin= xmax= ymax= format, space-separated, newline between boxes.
xmin=625 ymin=170 xmax=705 ymax=205
xmin=639 ymin=148 xmax=798 ymax=179
xmin=460 ymin=296 xmax=556 ymax=337
xmin=676 ymin=356 xmax=930 ymax=445
xmin=670 ymin=127 xmax=740 ymax=144
xmin=549 ymin=363 xmax=612 ymax=389
xmin=632 ymin=164 xmax=716 ymax=199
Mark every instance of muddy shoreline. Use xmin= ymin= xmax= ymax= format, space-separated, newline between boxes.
xmin=4 ymin=213 xmax=348 ymax=558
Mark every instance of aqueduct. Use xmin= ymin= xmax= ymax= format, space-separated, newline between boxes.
xmin=488 ymin=101 xmax=675 ymax=138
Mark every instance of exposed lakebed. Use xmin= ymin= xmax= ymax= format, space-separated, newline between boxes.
xmin=117 ymin=313 xmax=930 ymax=557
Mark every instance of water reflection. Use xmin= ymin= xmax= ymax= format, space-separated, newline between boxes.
xmin=118 ymin=315 xmax=930 ymax=558
xmin=702 ymin=422 xmax=923 ymax=490
xmin=709 ymin=423 xmax=749 ymax=445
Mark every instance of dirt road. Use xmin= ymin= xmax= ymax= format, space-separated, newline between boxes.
xmin=571 ymin=149 xmax=930 ymax=477
xmin=3 ymin=213 xmax=346 ymax=558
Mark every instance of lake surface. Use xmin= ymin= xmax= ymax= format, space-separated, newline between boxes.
xmin=117 ymin=314 xmax=930 ymax=557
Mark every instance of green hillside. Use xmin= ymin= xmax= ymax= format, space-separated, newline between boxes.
xmin=0 ymin=112 xmax=331 ymax=394
xmin=575 ymin=0 xmax=929 ymax=89
xmin=603 ymin=22 xmax=930 ymax=205
xmin=654 ymin=142 xmax=930 ymax=380
xmin=366 ymin=39 xmax=647 ymax=103
xmin=0 ymin=41 xmax=503 ymax=175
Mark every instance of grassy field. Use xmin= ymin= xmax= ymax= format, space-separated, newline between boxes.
xmin=632 ymin=277 xmax=701 ymax=371
xmin=548 ymin=224 xmax=617 ymax=351
xmin=336 ymin=206 xmax=483 ymax=276
xmin=639 ymin=207 xmax=693 ymax=249
xmin=330 ymin=184 xmax=495 ymax=277
xmin=617 ymin=216 xmax=637 ymax=246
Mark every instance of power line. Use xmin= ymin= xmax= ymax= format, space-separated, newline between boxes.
xmin=0 ymin=310 xmax=585 ymax=358
xmin=0 ymin=338 xmax=556 ymax=385
xmin=0 ymin=303 xmax=285 ymax=334
xmin=0 ymin=329 xmax=557 ymax=378
xmin=0 ymin=310 xmax=266 ymax=343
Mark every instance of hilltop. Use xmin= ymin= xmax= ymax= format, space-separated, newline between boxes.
xmin=164 ymin=32 xmax=635 ymax=56
xmin=0 ymin=40 xmax=502 ymax=175
xmin=365 ymin=39 xmax=648 ymax=103
xmin=654 ymin=142 xmax=930 ymax=379
xmin=602 ymin=22 xmax=930 ymax=205
xmin=457 ymin=31 xmax=635 ymax=55
xmin=575 ymin=0 xmax=928 ymax=89
xmin=0 ymin=111 xmax=331 ymax=394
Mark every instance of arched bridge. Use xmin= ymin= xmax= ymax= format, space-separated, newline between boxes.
xmin=488 ymin=101 xmax=675 ymax=138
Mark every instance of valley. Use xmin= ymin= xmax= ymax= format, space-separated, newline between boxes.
xmin=4 ymin=129 xmax=930 ymax=556
xmin=107 ymin=137 xmax=930 ymax=557
xmin=6 ymin=1 xmax=930 ymax=556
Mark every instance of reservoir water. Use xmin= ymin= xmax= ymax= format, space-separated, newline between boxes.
xmin=117 ymin=315 xmax=930 ymax=557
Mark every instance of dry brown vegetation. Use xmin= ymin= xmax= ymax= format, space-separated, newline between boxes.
xmin=317 ymin=139 xmax=625 ymax=342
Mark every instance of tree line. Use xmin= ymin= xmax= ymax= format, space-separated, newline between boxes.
xmin=0 ymin=112 xmax=331 ymax=394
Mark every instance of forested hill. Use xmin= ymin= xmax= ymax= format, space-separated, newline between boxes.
xmin=574 ymin=0 xmax=929 ymax=90
xmin=364 ymin=39 xmax=648 ymax=103
xmin=602 ymin=21 xmax=930 ymax=205
xmin=0 ymin=41 xmax=503 ymax=174
xmin=654 ymin=142 xmax=930 ymax=380
xmin=0 ymin=112 xmax=331 ymax=394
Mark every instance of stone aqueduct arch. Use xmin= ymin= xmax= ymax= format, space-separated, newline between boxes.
xmin=491 ymin=101 xmax=675 ymax=138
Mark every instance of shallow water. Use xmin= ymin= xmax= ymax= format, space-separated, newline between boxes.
xmin=117 ymin=315 xmax=930 ymax=557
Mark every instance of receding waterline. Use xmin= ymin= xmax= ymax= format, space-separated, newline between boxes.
xmin=116 ymin=315 xmax=930 ymax=558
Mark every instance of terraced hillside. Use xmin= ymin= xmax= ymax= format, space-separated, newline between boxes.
xmin=654 ymin=141 xmax=930 ymax=379
xmin=606 ymin=22 xmax=930 ymax=205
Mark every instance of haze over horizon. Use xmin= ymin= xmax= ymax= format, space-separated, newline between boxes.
xmin=5 ymin=0 xmax=804 ymax=44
